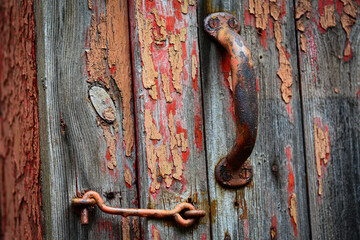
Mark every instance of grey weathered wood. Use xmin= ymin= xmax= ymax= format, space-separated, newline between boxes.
xmin=129 ymin=0 xmax=211 ymax=239
xmin=198 ymin=0 xmax=310 ymax=239
xmin=35 ymin=1 xmax=139 ymax=239
xmin=296 ymin=1 xmax=360 ymax=239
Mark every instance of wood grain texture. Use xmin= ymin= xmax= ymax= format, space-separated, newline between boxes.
xmin=198 ymin=0 xmax=311 ymax=239
xmin=35 ymin=0 xmax=139 ymax=239
xmin=129 ymin=0 xmax=211 ymax=239
xmin=296 ymin=0 xmax=360 ymax=239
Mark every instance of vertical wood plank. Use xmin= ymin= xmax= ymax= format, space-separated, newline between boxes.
xmin=295 ymin=0 xmax=360 ymax=238
xmin=36 ymin=0 xmax=140 ymax=239
xmin=129 ymin=0 xmax=211 ymax=238
xmin=198 ymin=0 xmax=311 ymax=239
xmin=0 ymin=1 xmax=42 ymax=239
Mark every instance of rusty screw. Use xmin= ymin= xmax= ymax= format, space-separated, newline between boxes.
xmin=208 ymin=17 xmax=219 ymax=29
xmin=227 ymin=18 xmax=238 ymax=29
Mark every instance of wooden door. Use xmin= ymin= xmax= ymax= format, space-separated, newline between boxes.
xmin=1 ymin=0 xmax=359 ymax=239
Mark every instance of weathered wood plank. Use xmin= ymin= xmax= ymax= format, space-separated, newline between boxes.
xmin=129 ymin=0 xmax=211 ymax=238
xmin=36 ymin=0 xmax=139 ymax=239
xmin=0 ymin=1 xmax=42 ymax=239
xmin=295 ymin=0 xmax=360 ymax=239
xmin=198 ymin=0 xmax=310 ymax=239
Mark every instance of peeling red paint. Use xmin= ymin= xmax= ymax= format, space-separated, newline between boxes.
xmin=286 ymin=146 xmax=298 ymax=237
xmin=151 ymin=225 xmax=161 ymax=240
xmin=194 ymin=115 xmax=203 ymax=151
xmin=286 ymin=103 xmax=294 ymax=123
xmin=260 ymin=30 xmax=268 ymax=50
xmin=201 ymin=233 xmax=207 ymax=240
xmin=0 ymin=1 xmax=42 ymax=239
xmin=270 ymin=213 xmax=278 ymax=240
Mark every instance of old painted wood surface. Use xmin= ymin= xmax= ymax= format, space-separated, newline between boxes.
xmin=198 ymin=0 xmax=311 ymax=239
xmin=295 ymin=0 xmax=360 ymax=239
xmin=36 ymin=0 xmax=140 ymax=239
xmin=129 ymin=0 xmax=211 ymax=239
xmin=31 ymin=0 xmax=360 ymax=239
xmin=0 ymin=1 xmax=42 ymax=239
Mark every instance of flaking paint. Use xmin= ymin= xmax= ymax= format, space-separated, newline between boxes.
xmin=286 ymin=146 xmax=298 ymax=237
xmin=313 ymin=117 xmax=331 ymax=197
xmin=0 ymin=1 xmax=42 ymax=238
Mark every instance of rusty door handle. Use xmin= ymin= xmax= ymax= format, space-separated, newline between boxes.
xmin=204 ymin=12 xmax=258 ymax=188
xmin=72 ymin=191 xmax=205 ymax=227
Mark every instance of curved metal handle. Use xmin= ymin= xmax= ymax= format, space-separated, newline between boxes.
xmin=204 ymin=12 xmax=258 ymax=188
xmin=72 ymin=191 xmax=205 ymax=227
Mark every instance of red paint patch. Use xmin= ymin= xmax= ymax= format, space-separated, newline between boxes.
xmin=336 ymin=0 xmax=344 ymax=15
xmin=194 ymin=115 xmax=203 ymax=151
xmin=256 ymin=78 xmax=260 ymax=92
xmin=201 ymin=233 xmax=207 ymax=240
xmin=286 ymin=146 xmax=298 ymax=237
xmin=268 ymin=17 xmax=274 ymax=39
xmin=110 ymin=65 xmax=116 ymax=74
xmin=270 ymin=213 xmax=278 ymax=239
xmin=280 ymin=0 xmax=287 ymax=19
xmin=244 ymin=1 xmax=255 ymax=27
xmin=260 ymin=30 xmax=268 ymax=50
xmin=286 ymin=103 xmax=294 ymax=123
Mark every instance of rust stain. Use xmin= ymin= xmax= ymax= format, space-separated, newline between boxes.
xmin=0 ymin=0 xmax=42 ymax=238
xmin=97 ymin=117 xmax=118 ymax=169
xmin=237 ymin=190 xmax=248 ymax=220
xmin=122 ymin=216 xmax=131 ymax=240
xmin=320 ymin=4 xmax=336 ymax=30
xmin=210 ymin=200 xmax=218 ymax=223
xmin=314 ymin=117 xmax=331 ymax=196
xmin=161 ymin=73 xmax=173 ymax=103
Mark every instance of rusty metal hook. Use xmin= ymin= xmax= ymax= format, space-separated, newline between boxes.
xmin=72 ymin=191 xmax=205 ymax=227
xmin=204 ymin=12 xmax=258 ymax=188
